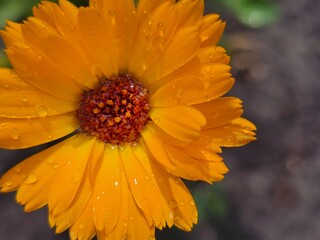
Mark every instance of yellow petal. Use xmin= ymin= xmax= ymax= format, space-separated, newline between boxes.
xmin=132 ymin=143 xmax=174 ymax=228
xmin=200 ymin=17 xmax=226 ymax=47
xmin=0 ymin=112 xmax=78 ymax=149
xmin=28 ymin=34 xmax=97 ymax=89
xmin=51 ymin=168 xmax=92 ymax=234
xmin=1 ymin=22 xmax=24 ymax=48
xmin=15 ymin=135 xmax=81 ymax=209
xmin=176 ymin=0 xmax=204 ymax=28
xmin=48 ymin=135 xmax=95 ymax=216
xmin=204 ymin=117 xmax=257 ymax=147
xmin=119 ymin=144 xmax=169 ymax=227
xmin=150 ymin=76 xmax=204 ymax=107
xmin=93 ymin=144 xmax=121 ymax=233
xmin=136 ymin=0 xmax=175 ymax=27
xmin=141 ymin=127 xmax=208 ymax=181
xmin=90 ymin=0 xmax=137 ymax=71
xmin=0 ymin=70 xmax=77 ymax=118
xmin=150 ymin=106 xmax=206 ymax=142
xmin=129 ymin=1 xmax=177 ymax=79
xmin=6 ymin=44 xmax=83 ymax=102
xmin=199 ymin=14 xmax=225 ymax=45
xmin=33 ymin=1 xmax=80 ymax=48
xmin=195 ymin=97 xmax=244 ymax=129
xmin=141 ymin=26 xmax=201 ymax=86
xmin=69 ymin=198 xmax=96 ymax=240
xmin=78 ymin=8 xmax=118 ymax=78
xmin=169 ymin=176 xmax=198 ymax=231
xmin=101 ymin=170 xmax=155 ymax=240
xmin=197 ymin=45 xmax=230 ymax=65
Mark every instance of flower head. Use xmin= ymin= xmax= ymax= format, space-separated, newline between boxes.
xmin=0 ymin=0 xmax=256 ymax=239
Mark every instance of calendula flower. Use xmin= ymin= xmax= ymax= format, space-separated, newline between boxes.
xmin=0 ymin=0 xmax=256 ymax=239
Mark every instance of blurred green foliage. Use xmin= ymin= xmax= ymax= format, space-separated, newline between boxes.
xmin=194 ymin=185 xmax=229 ymax=222
xmin=221 ymin=0 xmax=279 ymax=28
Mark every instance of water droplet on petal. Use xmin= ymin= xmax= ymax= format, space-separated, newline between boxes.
xmin=133 ymin=178 xmax=138 ymax=185
xmin=148 ymin=236 xmax=156 ymax=240
xmin=72 ymin=171 xmax=82 ymax=184
xmin=180 ymin=201 xmax=185 ymax=206
xmin=5 ymin=180 xmax=13 ymax=187
xmin=153 ymin=117 xmax=160 ymax=124
xmin=145 ymin=175 xmax=150 ymax=181
xmin=11 ymin=129 xmax=20 ymax=139
xmin=108 ymin=9 xmax=116 ymax=16
xmin=123 ymin=221 xmax=128 ymax=227
xmin=114 ymin=181 xmax=119 ymax=186
xmin=190 ymin=200 xmax=195 ymax=206
xmin=47 ymin=157 xmax=54 ymax=165
xmin=21 ymin=96 xmax=29 ymax=103
xmin=37 ymin=106 xmax=48 ymax=117
xmin=25 ymin=174 xmax=38 ymax=184
xmin=78 ymin=224 xmax=84 ymax=229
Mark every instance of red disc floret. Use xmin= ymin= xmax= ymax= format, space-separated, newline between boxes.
xmin=77 ymin=73 xmax=151 ymax=144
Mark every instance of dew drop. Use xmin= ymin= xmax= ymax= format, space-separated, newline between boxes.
xmin=123 ymin=221 xmax=128 ymax=227
xmin=153 ymin=117 xmax=160 ymax=124
xmin=148 ymin=236 xmax=156 ymax=240
xmin=25 ymin=174 xmax=38 ymax=184
xmin=14 ymin=167 xmax=21 ymax=173
xmin=133 ymin=178 xmax=138 ymax=185
xmin=169 ymin=200 xmax=178 ymax=208
xmin=145 ymin=175 xmax=150 ymax=181
xmin=21 ymin=96 xmax=29 ymax=103
xmin=189 ymin=200 xmax=195 ymax=206
xmin=72 ymin=171 xmax=82 ymax=184
xmin=108 ymin=9 xmax=116 ymax=16
xmin=129 ymin=216 xmax=134 ymax=221
xmin=114 ymin=181 xmax=119 ymax=186
xmin=37 ymin=106 xmax=48 ymax=117
xmin=180 ymin=201 xmax=185 ymax=206
xmin=53 ymin=164 xmax=59 ymax=169
xmin=5 ymin=180 xmax=13 ymax=187
xmin=78 ymin=224 xmax=84 ymax=229
xmin=10 ymin=129 xmax=20 ymax=140
xmin=47 ymin=157 xmax=54 ymax=165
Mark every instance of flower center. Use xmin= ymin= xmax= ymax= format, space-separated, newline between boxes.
xmin=76 ymin=73 xmax=151 ymax=144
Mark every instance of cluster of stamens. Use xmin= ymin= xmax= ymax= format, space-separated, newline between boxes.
xmin=77 ymin=74 xmax=151 ymax=144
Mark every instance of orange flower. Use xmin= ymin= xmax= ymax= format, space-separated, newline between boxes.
xmin=0 ymin=0 xmax=256 ymax=239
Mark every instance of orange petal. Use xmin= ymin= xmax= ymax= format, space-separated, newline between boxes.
xmin=93 ymin=145 xmax=121 ymax=233
xmin=14 ymin=135 xmax=81 ymax=210
xmin=195 ymin=97 xmax=244 ymax=129
xmin=150 ymin=76 xmax=204 ymax=107
xmin=200 ymin=16 xmax=226 ymax=47
xmin=48 ymin=135 xmax=95 ymax=216
xmin=0 ymin=70 xmax=77 ymax=118
xmin=131 ymin=143 xmax=174 ymax=228
xmin=1 ymin=22 xmax=24 ymax=48
xmin=203 ymin=117 xmax=257 ymax=147
xmin=150 ymin=106 xmax=206 ymax=142
xmin=0 ymin=112 xmax=78 ymax=149
xmin=142 ymin=26 xmax=201 ymax=86
xmin=129 ymin=2 xmax=177 ymax=79
xmin=141 ymin=127 xmax=208 ymax=181
xmin=69 ymin=198 xmax=96 ymax=240
xmin=90 ymin=0 xmax=137 ymax=71
xmin=176 ymin=0 xmax=204 ymax=28
xmin=6 ymin=44 xmax=83 ymax=102
xmin=136 ymin=0 xmax=175 ymax=27
xmin=52 ymin=167 xmax=92 ymax=234
xmin=78 ymin=8 xmax=118 ymax=78
xmin=119 ymin=144 xmax=169 ymax=228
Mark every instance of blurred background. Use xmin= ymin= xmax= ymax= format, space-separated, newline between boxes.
xmin=0 ymin=0 xmax=319 ymax=239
